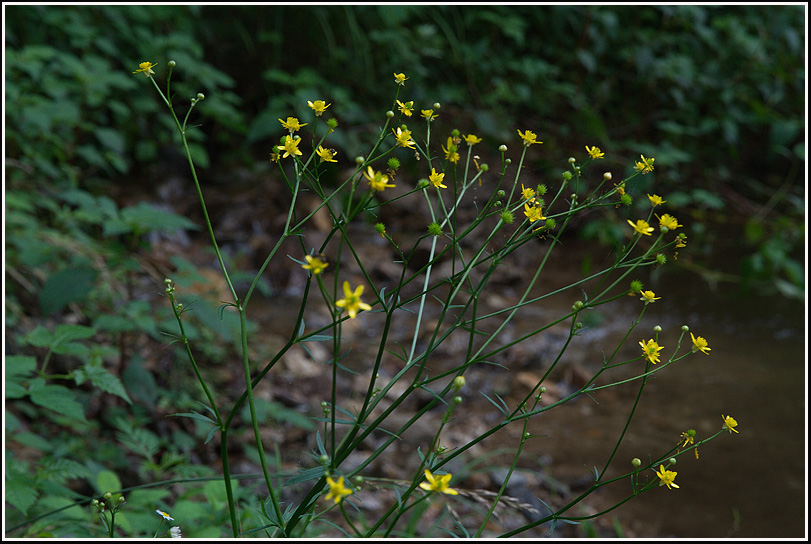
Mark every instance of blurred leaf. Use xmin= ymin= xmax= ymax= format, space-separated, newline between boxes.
xmin=38 ymin=266 xmax=98 ymax=316
xmin=28 ymin=378 xmax=88 ymax=423
xmin=74 ymin=364 xmax=132 ymax=404
xmin=119 ymin=202 xmax=198 ymax=234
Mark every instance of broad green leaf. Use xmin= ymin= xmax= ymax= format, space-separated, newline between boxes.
xmin=74 ymin=365 xmax=132 ymax=404
xmin=27 ymin=378 xmax=87 ymax=423
xmin=4 ymin=477 xmax=40 ymax=516
xmin=95 ymin=469 xmax=122 ymax=495
xmin=38 ymin=267 xmax=98 ymax=316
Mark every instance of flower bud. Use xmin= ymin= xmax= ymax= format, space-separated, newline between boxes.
xmin=499 ymin=144 xmax=508 ymax=152
xmin=168 ymin=60 xmax=176 ymax=67
xmin=196 ymin=93 xmax=205 ymax=101
xmin=433 ymin=102 xmax=441 ymax=110
xmin=386 ymin=110 xmax=395 ymax=118
xmin=355 ymin=156 xmax=365 ymax=165
xmin=681 ymin=325 xmax=690 ymax=332
xmin=500 ymin=210 xmax=514 ymax=224
xmin=568 ymin=157 xmax=576 ymax=164
xmin=631 ymin=458 xmax=642 ymax=468
xmin=653 ymin=325 xmax=662 ymax=333
xmin=603 ymin=172 xmax=612 ymax=181
xmin=452 ymin=376 xmax=465 ymax=390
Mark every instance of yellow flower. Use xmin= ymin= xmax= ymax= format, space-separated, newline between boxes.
xmin=394 ymin=72 xmax=408 ymax=86
xmin=517 ymin=129 xmax=541 ymax=147
xmin=614 ymin=182 xmax=626 ymax=196
xmin=679 ymin=430 xmax=695 ymax=448
xmin=675 ymin=233 xmax=687 ymax=248
xmin=335 ymin=281 xmax=372 ymax=319
xmin=324 ymin=476 xmax=353 ymax=504
xmin=521 ymin=183 xmax=536 ymax=200
xmin=648 ymin=194 xmax=666 ymax=207
xmin=657 ymin=213 xmax=682 ymax=231
xmin=419 ymin=469 xmax=458 ymax=495
xmin=316 ymin=146 xmax=338 ymax=163
xmin=308 ymin=100 xmax=331 ymax=116
xmin=279 ymin=117 xmax=307 ymax=133
xmin=627 ymin=219 xmax=655 ymax=236
xmin=364 ymin=166 xmax=395 ymax=192
xmin=639 ymin=290 xmax=660 ymax=304
xmin=463 ymin=134 xmax=482 ymax=146
xmin=396 ymin=100 xmax=414 ymax=117
xmin=655 ymin=465 xmax=679 ymax=490
xmin=133 ymin=61 xmax=158 ymax=78
xmin=639 ymin=338 xmax=664 ymax=364
xmin=442 ymin=136 xmax=460 ymax=164
xmin=722 ymin=414 xmax=739 ymax=434
xmin=634 ymin=155 xmax=655 ymax=174
xmin=523 ymin=202 xmax=546 ymax=223
xmin=392 ymin=127 xmax=416 ymax=149
xmin=301 ymin=254 xmax=328 ymax=275
xmin=281 ymin=135 xmax=303 ymax=158
xmin=585 ymin=145 xmax=605 ymax=159
xmin=421 ymin=109 xmax=437 ymax=121
xmin=429 ymin=167 xmax=447 ymax=189
xmin=690 ymin=332 xmax=711 ymax=355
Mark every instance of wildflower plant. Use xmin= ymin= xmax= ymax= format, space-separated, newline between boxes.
xmin=129 ymin=62 xmax=738 ymax=537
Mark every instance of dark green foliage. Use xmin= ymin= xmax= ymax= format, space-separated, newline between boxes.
xmin=3 ymin=4 xmax=804 ymax=537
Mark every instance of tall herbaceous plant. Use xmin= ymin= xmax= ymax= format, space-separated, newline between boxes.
xmin=127 ymin=60 xmax=739 ymax=537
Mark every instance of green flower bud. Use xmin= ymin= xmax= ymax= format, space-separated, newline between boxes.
xmin=668 ymin=457 xmax=677 ymax=465
xmin=386 ymin=110 xmax=395 ymax=118
xmin=355 ymin=156 xmax=365 ymax=165
xmin=654 ymin=325 xmax=662 ymax=333
xmin=500 ymin=210 xmax=514 ymax=224
xmin=572 ymin=300 xmax=584 ymax=311
xmin=168 ymin=60 xmax=176 ymax=67
xmin=499 ymin=144 xmax=508 ymax=153
xmin=631 ymin=458 xmax=642 ymax=468
xmin=681 ymin=325 xmax=690 ymax=332
xmin=452 ymin=376 xmax=465 ymax=390
xmin=433 ymin=102 xmax=441 ymax=110
xmin=196 ymin=92 xmax=205 ymax=101
xmin=568 ymin=157 xmax=576 ymax=164
xmin=603 ymin=172 xmax=612 ymax=181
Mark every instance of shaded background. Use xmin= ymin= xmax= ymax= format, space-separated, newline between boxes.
xmin=4 ymin=4 xmax=806 ymax=538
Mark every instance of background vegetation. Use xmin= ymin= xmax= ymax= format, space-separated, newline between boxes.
xmin=4 ymin=4 xmax=805 ymax=537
